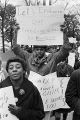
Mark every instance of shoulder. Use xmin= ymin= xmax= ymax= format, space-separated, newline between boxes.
xmin=23 ymin=78 xmax=39 ymax=92
xmin=72 ymin=69 xmax=80 ymax=75
xmin=0 ymin=77 xmax=11 ymax=88
xmin=70 ymin=69 xmax=80 ymax=80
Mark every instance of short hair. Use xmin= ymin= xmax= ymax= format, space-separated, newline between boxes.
xmin=6 ymin=56 xmax=30 ymax=76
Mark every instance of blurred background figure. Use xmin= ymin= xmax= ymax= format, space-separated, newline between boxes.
xmin=0 ymin=59 xmax=6 ymax=82
xmin=55 ymin=58 xmax=74 ymax=120
xmin=56 ymin=58 xmax=74 ymax=77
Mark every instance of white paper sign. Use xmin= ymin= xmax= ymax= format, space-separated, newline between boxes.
xmin=29 ymin=72 xmax=64 ymax=111
xmin=0 ymin=86 xmax=19 ymax=120
xmin=68 ymin=52 xmax=75 ymax=67
xmin=58 ymin=77 xmax=70 ymax=108
xmin=16 ymin=6 xmax=64 ymax=45
xmin=69 ymin=37 xmax=76 ymax=43
xmin=29 ymin=72 xmax=70 ymax=111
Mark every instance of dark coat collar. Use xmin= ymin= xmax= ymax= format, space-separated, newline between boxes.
xmin=0 ymin=76 xmax=35 ymax=105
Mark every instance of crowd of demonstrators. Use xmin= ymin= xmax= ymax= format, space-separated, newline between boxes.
xmin=1 ymin=30 xmax=79 ymax=120
xmin=12 ymin=32 xmax=73 ymax=76
xmin=65 ymin=43 xmax=80 ymax=120
xmin=11 ymin=30 xmax=74 ymax=120
xmin=0 ymin=56 xmax=45 ymax=120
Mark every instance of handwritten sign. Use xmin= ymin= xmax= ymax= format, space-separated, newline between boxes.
xmin=16 ymin=6 xmax=64 ymax=45
xmin=58 ymin=77 xmax=70 ymax=108
xmin=68 ymin=52 xmax=75 ymax=67
xmin=29 ymin=72 xmax=68 ymax=111
xmin=0 ymin=86 xmax=19 ymax=120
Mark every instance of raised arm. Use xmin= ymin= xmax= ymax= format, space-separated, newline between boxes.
xmin=12 ymin=44 xmax=30 ymax=60
xmin=53 ymin=32 xmax=73 ymax=64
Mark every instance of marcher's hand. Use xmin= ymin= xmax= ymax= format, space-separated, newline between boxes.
xmin=12 ymin=44 xmax=20 ymax=51
xmin=8 ymin=104 xmax=22 ymax=116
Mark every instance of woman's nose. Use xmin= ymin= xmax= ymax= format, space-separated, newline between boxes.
xmin=13 ymin=67 xmax=17 ymax=71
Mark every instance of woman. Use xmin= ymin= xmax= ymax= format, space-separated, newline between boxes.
xmin=0 ymin=56 xmax=45 ymax=120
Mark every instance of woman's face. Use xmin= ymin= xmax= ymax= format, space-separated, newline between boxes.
xmin=8 ymin=62 xmax=24 ymax=81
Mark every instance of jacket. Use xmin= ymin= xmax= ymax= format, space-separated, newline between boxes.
xmin=12 ymin=43 xmax=72 ymax=76
xmin=0 ymin=76 xmax=45 ymax=120
xmin=65 ymin=69 xmax=80 ymax=120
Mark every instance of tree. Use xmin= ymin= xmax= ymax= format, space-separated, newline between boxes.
xmin=0 ymin=1 xmax=19 ymax=52
xmin=60 ymin=14 xmax=80 ymax=41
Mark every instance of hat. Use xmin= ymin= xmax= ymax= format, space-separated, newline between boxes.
xmin=33 ymin=45 xmax=47 ymax=50
xmin=6 ymin=56 xmax=30 ymax=75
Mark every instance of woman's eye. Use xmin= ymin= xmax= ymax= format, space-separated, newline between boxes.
xmin=16 ymin=66 xmax=21 ymax=69
xmin=9 ymin=67 xmax=13 ymax=70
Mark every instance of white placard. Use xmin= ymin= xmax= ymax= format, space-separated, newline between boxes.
xmin=16 ymin=6 xmax=64 ymax=45
xmin=68 ymin=52 xmax=75 ymax=67
xmin=0 ymin=86 xmax=19 ymax=120
xmin=69 ymin=37 xmax=76 ymax=43
xmin=58 ymin=77 xmax=70 ymax=109
xmin=29 ymin=72 xmax=70 ymax=111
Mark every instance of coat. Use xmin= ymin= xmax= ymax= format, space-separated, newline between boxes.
xmin=0 ymin=76 xmax=45 ymax=120
xmin=56 ymin=61 xmax=74 ymax=77
xmin=65 ymin=69 xmax=80 ymax=120
xmin=12 ymin=43 xmax=72 ymax=76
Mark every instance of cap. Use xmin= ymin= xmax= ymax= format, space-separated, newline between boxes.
xmin=33 ymin=45 xmax=47 ymax=50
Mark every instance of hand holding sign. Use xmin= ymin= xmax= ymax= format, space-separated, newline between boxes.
xmin=0 ymin=86 xmax=19 ymax=120
xmin=8 ymin=104 xmax=22 ymax=117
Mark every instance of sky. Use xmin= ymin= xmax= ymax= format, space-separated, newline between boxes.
xmin=0 ymin=0 xmax=26 ymax=6
xmin=1 ymin=0 xmax=80 ymax=16
xmin=1 ymin=0 xmax=80 ymax=6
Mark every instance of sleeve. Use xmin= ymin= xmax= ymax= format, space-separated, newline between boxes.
xmin=65 ymin=71 xmax=80 ymax=115
xmin=12 ymin=44 xmax=30 ymax=60
xmin=17 ymin=88 xmax=45 ymax=120
xmin=49 ymin=33 xmax=73 ymax=72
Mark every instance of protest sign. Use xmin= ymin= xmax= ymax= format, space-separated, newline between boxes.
xmin=16 ymin=6 xmax=64 ymax=45
xmin=68 ymin=52 xmax=75 ymax=67
xmin=29 ymin=72 xmax=70 ymax=111
xmin=0 ymin=86 xmax=19 ymax=120
xmin=58 ymin=77 xmax=70 ymax=108
xmin=29 ymin=72 xmax=64 ymax=111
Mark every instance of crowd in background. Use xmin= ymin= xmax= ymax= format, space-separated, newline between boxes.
xmin=1 ymin=32 xmax=80 ymax=120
